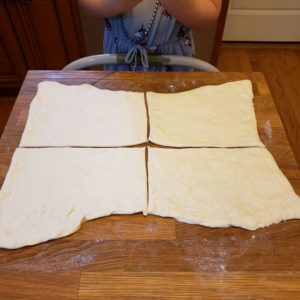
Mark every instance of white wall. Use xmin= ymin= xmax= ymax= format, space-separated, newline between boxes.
xmin=224 ymin=0 xmax=300 ymax=41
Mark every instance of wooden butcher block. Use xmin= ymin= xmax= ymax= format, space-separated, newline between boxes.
xmin=0 ymin=71 xmax=300 ymax=299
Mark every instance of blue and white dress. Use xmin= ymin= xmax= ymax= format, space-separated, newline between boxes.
xmin=103 ymin=0 xmax=195 ymax=71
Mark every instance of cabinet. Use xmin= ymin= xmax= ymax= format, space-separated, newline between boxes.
xmin=0 ymin=0 xmax=85 ymax=91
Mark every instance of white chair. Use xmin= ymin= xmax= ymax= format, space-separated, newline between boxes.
xmin=63 ymin=53 xmax=219 ymax=72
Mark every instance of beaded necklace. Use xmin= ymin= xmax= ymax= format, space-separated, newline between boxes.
xmin=119 ymin=0 xmax=160 ymax=45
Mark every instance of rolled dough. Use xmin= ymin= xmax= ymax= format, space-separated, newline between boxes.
xmin=20 ymin=81 xmax=147 ymax=147
xmin=0 ymin=147 xmax=147 ymax=249
xmin=147 ymin=80 xmax=263 ymax=147
xmin=148 ymin=147 xmax=300 ymax=230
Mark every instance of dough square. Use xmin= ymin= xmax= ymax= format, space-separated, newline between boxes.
xmin=20 ymin=81 xmax=147 ymax=147
xmin=147 ymin=80 xmax=263 ymax=147
xmin=0 ymin=147 xmax=147 ymax=249
xmin=148 ymin=147 xmax=300 ymax=230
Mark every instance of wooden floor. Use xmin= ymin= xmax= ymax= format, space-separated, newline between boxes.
xmin=218 ymin=43 xmax=300 ymax=166
xmin=0 ymin=43 xmax=299 ymax=164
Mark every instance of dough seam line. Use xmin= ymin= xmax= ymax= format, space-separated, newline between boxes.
xmin=144 ymin=92 xmax=150 ymax=141
xmin=19 ymin=144 xmax=265 ymax=150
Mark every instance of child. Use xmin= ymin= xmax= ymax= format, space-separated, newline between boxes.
xmin=79 ymin=0 xmax=222 ymax=70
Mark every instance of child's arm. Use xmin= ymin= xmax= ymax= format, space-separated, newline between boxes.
xmin=160 ymin=0 xmax=222 ymax=29
xmin=79 ymin=0 xmax=142 ymax=18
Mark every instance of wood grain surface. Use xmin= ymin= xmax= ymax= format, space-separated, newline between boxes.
xmin=0 ymin=71 xmax=300 ymax=299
